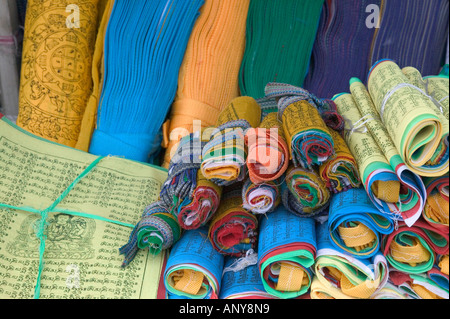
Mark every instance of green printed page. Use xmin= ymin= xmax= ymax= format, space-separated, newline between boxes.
xmin=0 ymin=117 xmax=168 ymax=299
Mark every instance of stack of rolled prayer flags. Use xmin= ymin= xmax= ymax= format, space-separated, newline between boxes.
xmin=159 ymin=132 xmax=222 ymax=230
xmin=164 ymin=227 xmax=224 ymax=299
xmin=257 ymin=206 xmax=317 ymax=299
xmin=422 ymin=175 xmax=449 ymax=232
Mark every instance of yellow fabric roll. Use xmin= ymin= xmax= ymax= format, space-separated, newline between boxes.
xmin=17 ymin=0 xmax=102 ymax=148
xmin=162 ymin=0 xmax=250 ymax=168
xmin=76 ymin=0 xmax=114 ymax=151
xmin=439 ymin=255 xmax=449 ymax=275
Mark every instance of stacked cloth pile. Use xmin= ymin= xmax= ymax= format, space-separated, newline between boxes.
xmin=11 ymin=0 xmax=450 ymax=300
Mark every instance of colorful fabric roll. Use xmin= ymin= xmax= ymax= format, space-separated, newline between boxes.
xmin=381 ymin=219 xmax=449 ymax=274
xmin=162 ymin=0 xmax=250 ymax=168
xmin=120 ymin=201 xmax=182 ymax=267
xmin=257 ymin=206 xmax=317 ymax=299
xmin=319 ymin=128 xmax=361 ymax=193
xmin=281 ymin=165 xmax=330 ymax=222
xmin=17 ymin=0 xmax=101 ymax=147
xmin=245 ymin=113 xmax=289 ymax=184
xmin=201 ymin=96 xmax=261 ymax=186
xmin=208 ymin=186 xmax=258 ymax=257
xmin=220 ymin=256 xmax=276 ymax=299
xmin=164 ymin=227 xmax=224 ymax=299
xmin=242 ymin=178 xmax=281 ymax=215
xmin=177 ymin=170 xmax=222 ymax=230
xmin=333 ymin=89 xmax=426 ymax=227
xmin=368 ymin=281 xmax=412 ymax=299
xmin=367 ymin=59 xmax=448 ymax=177
xmin=311 ymin=222 xmax=389 ymax=299
xmin=88 ymin=0 xmax=204 ymax=164
xmin=304 ymin=0 xmax=449 ymax=99
xmin=328 ymin=187 xmax=394 ymax=259
xmin=279 ymin=98 xmax=334 ymax=169
xmin=390 ymin=269 xmax=449 ymax=299
xmin=239 ymin=0 xmax=324 ymax=100
xmin=422 ymin=175 xmax=449 ymax=233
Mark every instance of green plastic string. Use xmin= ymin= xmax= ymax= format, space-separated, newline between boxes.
xmin=0 ymin=156 xmax=137 ymax=299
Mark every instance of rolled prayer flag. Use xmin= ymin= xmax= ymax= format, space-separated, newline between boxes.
xmin=220 ymin=256 xmax=276 ymax=299
xmin=201 ymin=96 xmax=261 ymax=186
xmin=281 ymin=165 xmax=330 ymax=222
xmin=162 ymin=0 xmax=250 ymax=168
xmin=390 ymin=270 xmax=449 ymax=299
xmin=164 ymin=227 xmax=224 ymax=299
xmin=422 ymin=175 xmax=449 ymax=233
xmin=159 ymin=131 xmax=223 ymax=230
xmin=319 ymin=128 xmax=361 ymax=193
xmin=279 ymin=98 xmax=334 ymax=169
xmin=17 ymin=0 xmax=101 ymax=147
xmin=311 ymin=222 xmax=389 ymax=299
xmin=333 ymin=90 xmax=426 ymax=227
xmin=245 ymin=113 xmax=289 ymax=184
xmin=177 ymin=170 xmax=222 ymax=230
xmin=120 ymin=201 xmax=182 ymax=267
xmin=328 ymin=187 xmax=394 ymax=259
xmin=367 ymin=59 xmax=448 ymax=177
xmin=381 ymin=219 xmax=449 ymax=274
xmin=438 ymin=254 xmax=449 ymax=276
xmin=208 ymin=185 xmax=258 ymax=257
xmin=257 ymin=206 xmax=317 ymax=299
xmin=242 ymin=178 xmax=281 ymax=215
xmin=369 ymin=281 xmax=412 ymax=300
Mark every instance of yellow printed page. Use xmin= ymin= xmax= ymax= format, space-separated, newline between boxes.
xmin=333 ymin=93 xmax=390 ymax=180
xmin=0 ymin=119 xmax=167 ymax=299
xmin=367 ymin=60 xmax=441 ymax=169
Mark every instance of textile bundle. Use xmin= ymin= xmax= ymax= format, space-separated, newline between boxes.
xmin=318 ymin=128 xmax=361 ymax=194
xmin=422 ymin=175 xmax=449 ymax=233
xmin=162 ymin=0 xmax=250 ymax=168
xmin=304 ymin=0 xmax=449 ymax=99
xmin=390 ymin=269 xmax=449 ymax=299
xmin=242 ymin=178 xmax=281 ymax=215
xmin=201 ymin=96 xmax=261 ymax=186
xmin=381 ymin=220 xmax=449 ymax=275
xmin=119 ymin=201 xmax=181 ymax=267
xmin=164 ymin=227 xmax=224 ymax=299
xmin=257 ymin=206 xmax=316 ymax=299
xmin=245 ymin=113 xmax=289 ymax=184
xmin=159 ymin=132 xmax=222 ymax=230
xmin=310 ymin=222 xmax=389 ymax=299
xmin=17 ymin=0 xmax=101 ymax=147
xmin=328 ymin=188 xmax=394 ymax=259
xmin=220 ymin=256 xmax=275 ymax=299
xmin=88 ymin=0 xmax=204 ymax=163
xmin=334 ymin=84 xmax=426 ymax=227
xmin=367 ymin=59 xmax=448 ymax=177
xmin=281 ymin=165 xmax=330 ymax=222
xmin=239 ymin=0 xmax=325 ymax=100
xmin=208 ymin=186 xmax=258 ymax=257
